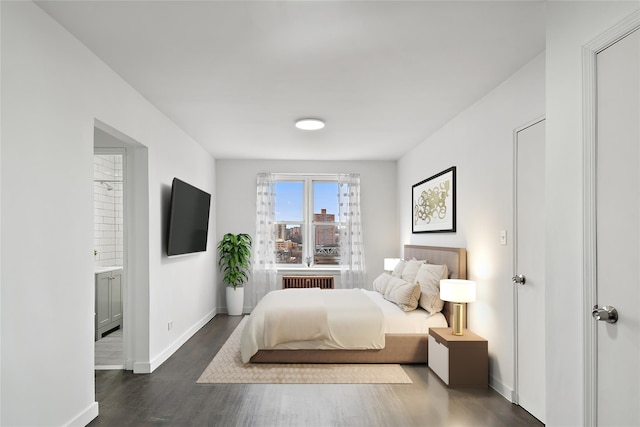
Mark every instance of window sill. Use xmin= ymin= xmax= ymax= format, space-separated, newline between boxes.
xmin=276 ymin=266 xmax=344 ymax=273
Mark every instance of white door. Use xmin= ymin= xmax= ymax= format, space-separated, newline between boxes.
xmin=595 ymin=28 xmax=640 ymax=426
xmin=514 ymin=119 xmax=545 ymax=423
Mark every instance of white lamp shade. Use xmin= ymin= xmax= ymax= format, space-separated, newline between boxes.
xmin=440 ymin=279 xmax=476 ymax=303
xmin=384 ymin=258 xmax=401 ymax=271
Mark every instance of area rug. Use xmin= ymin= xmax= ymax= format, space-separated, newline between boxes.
xmin=197 ymin=317 xmax=413 ymax=384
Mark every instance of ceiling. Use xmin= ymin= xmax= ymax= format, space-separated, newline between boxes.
xmin=36 ymin=1 xmax=546 ymax=161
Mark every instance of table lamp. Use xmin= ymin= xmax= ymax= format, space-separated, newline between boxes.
xmin=384 ymin=258 xmax=401 ymax=272
xmin=440 ymin=279 xmax=476 ymax=336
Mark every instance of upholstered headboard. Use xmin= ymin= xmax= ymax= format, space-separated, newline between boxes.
xmin=403 ymin=245 xmax=468 ymax=327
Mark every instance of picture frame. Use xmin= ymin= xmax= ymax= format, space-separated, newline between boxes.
xmin=412 ymin=166 xmax=456 ymax=233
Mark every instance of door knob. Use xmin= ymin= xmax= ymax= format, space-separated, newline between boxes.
xmin=592 ymin=305 xmax=618 ymax=324
xmin=512 ymin=274 xmax=526 ymax=285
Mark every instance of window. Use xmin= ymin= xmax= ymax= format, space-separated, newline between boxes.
xmin=274 ymin=176 xmax=342 ymax=267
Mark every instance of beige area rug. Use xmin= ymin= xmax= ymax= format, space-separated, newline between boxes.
xmin=197 ymin=317 xmax=413 ymax=384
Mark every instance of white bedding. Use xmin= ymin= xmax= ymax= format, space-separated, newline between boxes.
xmin=365 ymin=289 xmax=448 ymax=333
xmin=262 ymin=288 xmax=329 ymax=347
xmin=240 ymin=288 xmax=448 ymax=363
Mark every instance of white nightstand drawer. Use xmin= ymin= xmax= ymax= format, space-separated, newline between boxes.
xmin=428 ymin=334 xmax=449 ymax=384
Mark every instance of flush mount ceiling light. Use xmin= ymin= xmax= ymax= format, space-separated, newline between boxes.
xmin=295 ymin=118 xmax=325 ymax=130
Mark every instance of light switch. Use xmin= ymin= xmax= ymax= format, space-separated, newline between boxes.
xmin=500 ymin=230 xmax=507 ymax=246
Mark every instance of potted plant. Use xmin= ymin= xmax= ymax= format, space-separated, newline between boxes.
xmin=217 ymin=233 xmax=252 ymax=316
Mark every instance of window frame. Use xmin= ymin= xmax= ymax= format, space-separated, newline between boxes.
xmin=273 ymin=174 xmax=344 ymax=269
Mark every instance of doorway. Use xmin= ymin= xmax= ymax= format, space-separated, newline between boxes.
xmin=93 ymin=121 xmax=150 ymax=373
xmin=93 ymin=150 xmax=125 ymax=369
xmin=513 ymin=118 xmax=546 ymax=423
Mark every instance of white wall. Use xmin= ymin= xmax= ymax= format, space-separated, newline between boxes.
xmin=215 ymin=159 xmax=397 ymax=311
xmin=0 ymin=2 xmax=3 ymax=422
xmin=1 ymin=2 xmax=217 ymax=425
xmin=545 ymin=2 xmax=640 ymax=425
xmin=398 ymin=54 xmax=545 ymax=398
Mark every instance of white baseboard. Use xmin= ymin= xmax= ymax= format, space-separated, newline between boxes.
xmin=133 ymin=360 xmax=152 ymax=374
xmin=490 ymin=375 xmax=515 ymax=403
xmin=137 ymin=309 xmax=216 ymax=374
xmin=218 ymin=305 xmax=251 ymax=314
xmin=95 ymin=364 xmax=124 ymax=371
xmin=66 ymin=402 xmax=99 ymax=427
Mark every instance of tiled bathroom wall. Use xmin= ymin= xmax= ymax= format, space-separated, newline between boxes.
xmin=94 ymin=154 xmax=123 ymax=267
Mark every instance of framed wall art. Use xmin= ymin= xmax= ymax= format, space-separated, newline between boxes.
xmin=412 ymin=166 xmax=456 ymax=233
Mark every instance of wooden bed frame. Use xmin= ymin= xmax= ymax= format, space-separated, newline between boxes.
xmin=249 ymin=245 xmax=467 ymax=364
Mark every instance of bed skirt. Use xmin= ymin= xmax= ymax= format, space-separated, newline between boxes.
xmin=249 ymin=333 xmax=428 ymax=364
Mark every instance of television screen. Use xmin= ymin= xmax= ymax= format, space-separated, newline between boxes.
xmin=167 ymin=178 xmax=211 ymax=256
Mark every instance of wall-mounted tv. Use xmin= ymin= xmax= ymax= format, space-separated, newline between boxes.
xmin=167 ymin=178 xmax=211 ymax=256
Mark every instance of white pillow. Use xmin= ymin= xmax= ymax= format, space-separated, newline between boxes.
xmin=401 ymin=259 xmax=425 ymax=283
xmin=391 ymin=260 xmax=407 ymax=278
xmin=415 ymin=263 xmax=449 ymax=314
xmin=372 ymin=272 xmax=393 ymax=295
xmin=384 ymin=277 xmax=421 ymax=312
xmin=384 ymin=276 xmax=405 ymax=298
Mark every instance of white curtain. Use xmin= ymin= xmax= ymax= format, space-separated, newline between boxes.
xmin=252 ymin=173 xmax=278 ymax=308
xmin=338 ymin=174 xmax=367 ymax=289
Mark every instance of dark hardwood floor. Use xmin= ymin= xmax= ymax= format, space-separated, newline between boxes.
xmin=90 ymin=315 xmax=543 ymax=427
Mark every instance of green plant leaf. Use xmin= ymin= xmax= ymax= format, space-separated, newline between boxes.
xmin=218 ymin=232 xmax=253 ymax=288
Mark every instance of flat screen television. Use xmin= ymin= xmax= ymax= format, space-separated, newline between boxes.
xmin=166 ymin=178 xmax=211 ymax=256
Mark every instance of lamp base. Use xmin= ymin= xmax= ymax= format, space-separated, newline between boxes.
xmin=452 ymin=303 xmax=465 ymax=336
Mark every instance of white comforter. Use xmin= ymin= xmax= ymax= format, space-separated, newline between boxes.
xmin=262 ymin=288 xmax=329 ymax=347
xmin=240 ymin=288 xmax=385 ymax=363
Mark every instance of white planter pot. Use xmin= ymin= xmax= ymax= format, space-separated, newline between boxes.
xmin=226 ymin=286 xmax=244 ymax=316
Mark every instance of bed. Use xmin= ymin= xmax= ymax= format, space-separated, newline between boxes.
xmin=243 ymin=245 xmax=467 ymax=364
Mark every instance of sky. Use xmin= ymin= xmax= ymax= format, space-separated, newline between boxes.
xmin=275 ymin=181 xmax=338 ymax=222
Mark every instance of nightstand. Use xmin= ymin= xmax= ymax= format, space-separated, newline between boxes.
xmin=428 ymin=327 xmax=488 ymax=388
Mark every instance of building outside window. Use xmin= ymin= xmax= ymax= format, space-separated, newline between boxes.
xmin=274 ymin=176 xmax=342 ymax=267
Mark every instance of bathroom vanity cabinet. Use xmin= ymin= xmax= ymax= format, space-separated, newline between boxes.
xmin=95 ymin=269 xmax=122 ymax=340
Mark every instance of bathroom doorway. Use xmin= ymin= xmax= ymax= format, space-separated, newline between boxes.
xmin=94 ymin=121 xmax=150 ymax=373
xmin=94 ymin=150 xmax=126 ymax=369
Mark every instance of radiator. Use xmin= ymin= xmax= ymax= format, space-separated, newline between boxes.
xmin=282 ymin=275 xmax=334 ymax=290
